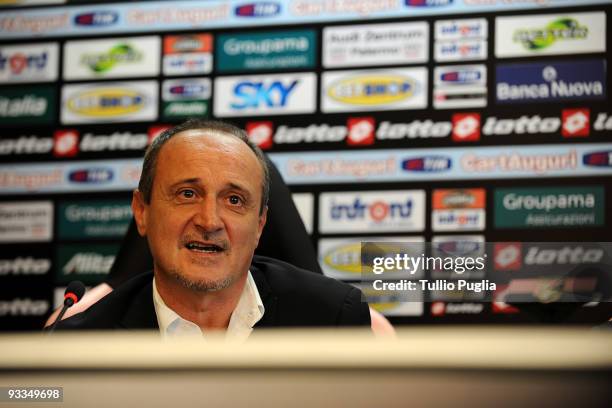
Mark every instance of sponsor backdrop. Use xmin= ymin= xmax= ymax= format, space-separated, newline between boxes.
xmin=1 ymin=0 xmax=612 ymax=329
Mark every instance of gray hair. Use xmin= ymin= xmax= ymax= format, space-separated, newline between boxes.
xmin=138 ymin=119 xmax=270 ymax=214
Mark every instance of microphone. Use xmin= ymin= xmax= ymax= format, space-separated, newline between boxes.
xmin=47 ymin=281 xmax=86 ymax=333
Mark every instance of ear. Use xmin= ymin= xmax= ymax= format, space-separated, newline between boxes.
xmin=131 ymin=190 xmax=148 ymax=237
xmin=255 ymin=205 xmax=268 ymax=245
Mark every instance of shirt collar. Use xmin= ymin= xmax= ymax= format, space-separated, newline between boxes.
xmin=153 ymin=271 xmax=265 ymax=340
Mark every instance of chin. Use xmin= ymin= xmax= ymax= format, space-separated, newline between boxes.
xmin=172 ymin=270 xmax=235 ymax=292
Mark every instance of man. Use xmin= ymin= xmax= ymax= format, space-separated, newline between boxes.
xmin=54 ymin=120 xmax=371 ymax=337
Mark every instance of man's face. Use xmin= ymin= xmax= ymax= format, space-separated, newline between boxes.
xmin=132 ymin=130 xmax=267 ymax=292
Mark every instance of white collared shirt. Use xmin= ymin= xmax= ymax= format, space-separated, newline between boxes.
xmin=153 ymin=271 xmax=265 ymax=341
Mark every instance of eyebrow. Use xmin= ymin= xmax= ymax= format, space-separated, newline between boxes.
xmin=168 ymin=178 xmax=253 ymax=198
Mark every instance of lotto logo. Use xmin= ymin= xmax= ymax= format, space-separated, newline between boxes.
xmin=347 ymin=117 xmax=375 ymax=146
xmin=452 ymin=113 xmax=480 ymax=142
xmin=562 ymin=109 xmax=590 ymax=138
xmin=246 ymin=121 xmax=274 ymax=150
xmin=494 ymin=243 xmax=522 ymax=270
xmin=54 ymin=130 xmax=79 ymax=157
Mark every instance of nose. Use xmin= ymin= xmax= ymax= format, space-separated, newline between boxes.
xmin=192 ymin=196 xmax=224 ymax=233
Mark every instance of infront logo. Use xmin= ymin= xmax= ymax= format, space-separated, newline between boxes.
xmin=330 ymin=198 xmax=413 ymax=222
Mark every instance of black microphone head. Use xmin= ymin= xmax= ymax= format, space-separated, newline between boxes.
xmin=64 ymin=281 xmax=86 ymax=305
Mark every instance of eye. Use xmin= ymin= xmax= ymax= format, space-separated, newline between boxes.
xmin=179 ymin=189 xmax=195 ymax=199
xmin=228 ymin=194 xmax=243 ymax=206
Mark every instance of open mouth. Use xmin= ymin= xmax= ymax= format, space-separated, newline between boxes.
xmin=185 ymin=241 xmax=225 ymax=253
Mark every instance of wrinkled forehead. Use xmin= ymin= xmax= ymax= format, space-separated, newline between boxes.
xmin=154 ymin=129 xmax=264 ymax=188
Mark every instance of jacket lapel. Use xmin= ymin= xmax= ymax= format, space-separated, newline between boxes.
xmin=118 ymin=279 xmax=159 ymax=330
xmin=251 ymin=266 xmax=278 ymax=328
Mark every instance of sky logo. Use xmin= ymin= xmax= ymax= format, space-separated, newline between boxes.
xmin=73 ymin=11 xmax=119 ymax=27
xmin=231 ymin=80 xmax=297 ymax=109
xmin=402 ymin=156 xmax=452 ymax=172
xmin=235 ymin=2 xmax=281 ymax=17
xmin=68 ymin=168 xmax=113 ymax=184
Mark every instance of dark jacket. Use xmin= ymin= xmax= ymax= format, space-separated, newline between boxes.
xmin=54 ymin=256 xmax=371 ymax=330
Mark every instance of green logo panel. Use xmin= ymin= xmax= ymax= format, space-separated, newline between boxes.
xmin=494 ymin=186 xmax=604 ymax=229
xmin=162 ymin=100 xmax=209 ymax=120
xmin=56 ymin=243 xmax=120 ymax=286
xmin=216 ymin=29 xmax=316 ymax=72
xmin=58 ymin=200 xmax=132 ymax=239
xmin=0 ymin=86 xmax=55 ymax=125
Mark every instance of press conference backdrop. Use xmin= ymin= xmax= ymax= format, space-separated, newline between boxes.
xmin=1 ymin=0 xmax=612 ymax=330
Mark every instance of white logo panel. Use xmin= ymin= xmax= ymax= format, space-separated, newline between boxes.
xmin=214 ymin=72 xmax=316 ymax=117
xmin=63 ymin=36 xmax=160 ymax=80
xmin=323 ymin=22 xmax=429 ymax=68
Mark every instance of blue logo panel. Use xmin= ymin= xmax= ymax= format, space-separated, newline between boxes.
xmin=496 ymin=59 xmax=606 ymax=104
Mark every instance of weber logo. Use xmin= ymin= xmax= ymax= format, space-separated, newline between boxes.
xmin=0 ymin=299 xmax=49 ymax=317
xmin=0 ymin=257 xmax=50 ymax=275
